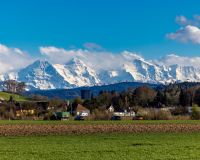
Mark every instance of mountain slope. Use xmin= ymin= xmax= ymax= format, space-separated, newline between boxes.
xmin=54 ymin=58 xmax=100 ymax=87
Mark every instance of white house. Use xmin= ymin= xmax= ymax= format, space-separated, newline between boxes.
xmin=107 ymin=105 xmax=115 ymax=113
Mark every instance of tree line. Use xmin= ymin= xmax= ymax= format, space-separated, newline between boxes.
xmin=1 ymin=80 xmax=200 ymax=120
xmin=83 ymin=82 xmax=200 ymax=112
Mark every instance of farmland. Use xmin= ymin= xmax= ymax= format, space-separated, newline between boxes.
xmin=0 ymin=120 xmax=200 ymax=136
xmin=0 ymin=133 xmax=200 ymax=160
xmin=0 ymin=120 xmax=199 ymax=159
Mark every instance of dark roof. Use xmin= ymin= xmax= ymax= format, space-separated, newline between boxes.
xmin=114 ymin=107 xmax=124 ymax=112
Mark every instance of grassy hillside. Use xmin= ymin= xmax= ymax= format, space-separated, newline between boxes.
xmin=0 ymin=92 xmax=28 ymax=101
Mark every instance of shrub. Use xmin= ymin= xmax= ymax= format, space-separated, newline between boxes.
xmin=140 ymin=108 xmax=172 ymax=120
xmin=170 ymin=107 xmax=188 ymax=115
xmin=3 ymin=110 xmax=15 ymax=120
xmin=43 ymin=112 xmax=54 ymax=120
xmin=156 ymin=110 xmax=172 ymax=120
xmin=172 ymin=115 xmax=191 ymax=120
xmin=191 ymin=104 xmax=200 ymax=120
xmin=91 ymin=109 xmax=112 ymax=120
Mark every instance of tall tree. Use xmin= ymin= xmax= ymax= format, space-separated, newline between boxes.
xmin=194 ymin=88 xmax=200 ymax=106
xmin=179 ymin=89 xmax=193 ymax=107
xmin=133 ymin=86 xmax=156 ymax=107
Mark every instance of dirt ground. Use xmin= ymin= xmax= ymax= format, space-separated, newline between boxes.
xmin=0 ymin=123 xmax=200 ymax=136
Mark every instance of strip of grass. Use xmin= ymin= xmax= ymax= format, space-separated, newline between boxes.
xmin=0 ymin=133 xmax=200 ymax=160
xmin=0 ymin=119 xmax=200 ymax=125
xmin=0 ymin=92 xmax=28 ymax=101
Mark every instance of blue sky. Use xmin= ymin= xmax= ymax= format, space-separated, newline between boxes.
xmin=0 ymin=0 xmax=200 ymax=59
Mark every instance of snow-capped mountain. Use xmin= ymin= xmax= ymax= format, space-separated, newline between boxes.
xmin=54 ymin=58 xmax=100 ymax=87
xmin=0 ymin=60 xmax=71 ymax=90
xmin=1 ymin=55 xmax=200 ymax=90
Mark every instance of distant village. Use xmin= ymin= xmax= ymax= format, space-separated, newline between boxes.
xmin=1 ymin=80 xmax=200 ymax=120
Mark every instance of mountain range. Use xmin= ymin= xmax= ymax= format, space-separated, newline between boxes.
xmin=0 ymin=53 xmax=200 ymax=90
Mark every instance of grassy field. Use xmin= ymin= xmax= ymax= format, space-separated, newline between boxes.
xmin=0 ymin=92 xmax=28 ymax=101
xmin=0 ymin=120 xmax=200 ymax=159
xmin=0 ymin=133 xmax=200 ymax=160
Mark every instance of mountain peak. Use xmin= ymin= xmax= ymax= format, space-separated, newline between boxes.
xmin=122 ymin=51 xmax=144 ymax=61
xmin=30 ymin=59 xmax=51 ymax=68
xmin=66 ymin=57 xmax=86 ymax=66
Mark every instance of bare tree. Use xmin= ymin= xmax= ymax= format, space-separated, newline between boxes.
xmin=3 ymin=80 xmax=18 ymax=93
xmin=3 ymin=80 xmax=26 ymax=93
xmin=16 ymin=82 xmax=26 ymax=93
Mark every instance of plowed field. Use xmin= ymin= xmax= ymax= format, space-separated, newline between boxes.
xmin=0 ymin=123 xmax=200 ymax=136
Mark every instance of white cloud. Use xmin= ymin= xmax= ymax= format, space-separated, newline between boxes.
xmin=167 ymin=25 xmax=200 ymax=44
xmin=0 ymin=44 xmax=33 ymax=74
xmin=39 ymin=46 xmax=142 ymax=70
xmin=167 ymin=15 xmax=200 ymax=44
xmin=155 ymin=54 xmax=200 ymax=67
xmin=40 ymin=46 xmax=200 ymax=69
xmin=40 ymin=46 xmax=88 ymax=64
xmin=2 ymin=43 xmax=200 ymax=76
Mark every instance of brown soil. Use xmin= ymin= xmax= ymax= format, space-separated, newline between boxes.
xmin=0 ymin=124 xmax=200 ymax=136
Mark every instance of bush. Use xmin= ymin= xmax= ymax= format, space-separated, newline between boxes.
xmin=172 ymin=115 xmax=191 ymax=120
xmin=156 ymin=110 xmax=172 ymax=120
xmin=43 ymin=112 xmax=54 ymax=120
xmin=91 ymin=109 xmax=112 ymax=120
xmin=170 ymin=107 xmax=188 ymax=115
xmin=3 ymin=111 xmax=15 ymax=120
xmin=191 ymin=104 xmax=200 ymax=120
xmin=140 ymin=108 xmax=172 ymax=120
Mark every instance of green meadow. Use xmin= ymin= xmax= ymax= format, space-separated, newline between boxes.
xmin=0 ymin=92 xmax=28 ymax=101
xmin=0 ymin=133 xmax=200 ymax=160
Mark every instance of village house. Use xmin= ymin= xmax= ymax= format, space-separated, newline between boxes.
xmin=15 ymin=109 xmax=35 ymax=117
xmin=107 ymin=104 xmax=135 ymax=117
xmin=73 ymin=104 xmax=90 ymax=117
xmin=106 ymin=104 xmax=115 ymax=113
xmin=15 ymin=103 xmax=36 ymax=118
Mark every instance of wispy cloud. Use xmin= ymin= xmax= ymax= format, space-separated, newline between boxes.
xmin=154 ymin=54 xmax=200 ymax=67
xmin=83 ymin=42 xmax=103 ymax=50
xmin=175 ymin=15 xmax=200 ymax=26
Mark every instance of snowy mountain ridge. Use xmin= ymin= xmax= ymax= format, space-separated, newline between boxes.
xmin=1 ymin=54 xmax=200 ymax=90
